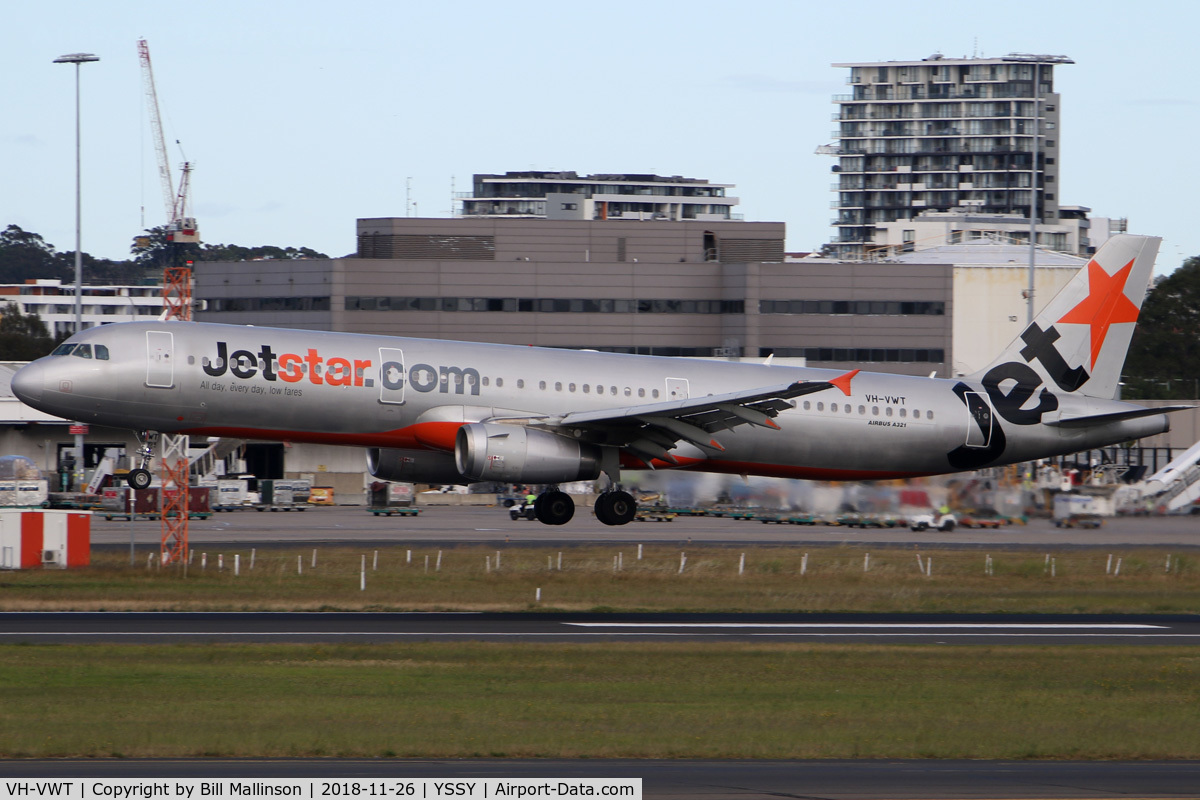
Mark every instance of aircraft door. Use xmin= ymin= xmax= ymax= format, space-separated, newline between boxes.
xmin=666 ymin=377 xmax=690 ymax=401
xmin=962 ymin=391 xmax=994 ymax=449
xmin=379 ymin=348 xmax=405 ymax=405
xmin=145 ymin=331 xmax=175 ymax=388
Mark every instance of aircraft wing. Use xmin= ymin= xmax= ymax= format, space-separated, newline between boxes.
xmin=540 ymin=370 xmax=858 ymax=466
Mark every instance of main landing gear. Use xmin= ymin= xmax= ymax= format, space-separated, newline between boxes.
xmin=126 ymin=430 xmax=158 ymax=490
xmin=594 ymin=490 xmax=637 ymax=526
xmin=534 ymin=489 xmax=575 ymax=525
xmin=529 ymin=488 xmax=638 ymax=526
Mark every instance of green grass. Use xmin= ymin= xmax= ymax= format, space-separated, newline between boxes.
xmin=2 ymin=545 xmax=1198 ymax=613
xmin=0 ymin=643 xmax=1197 ymax=759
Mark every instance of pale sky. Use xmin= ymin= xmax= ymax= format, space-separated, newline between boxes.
xmin=3 ymin=0 xmax=1197 ymax=273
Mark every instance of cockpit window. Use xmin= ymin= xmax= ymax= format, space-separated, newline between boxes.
xmin=94 ymin=344 xmax=110 ymax=360
xmin=72 ymin=344 xmax=93 ymax=359
xmin=51 ymin=343 xmax=77 ymax=356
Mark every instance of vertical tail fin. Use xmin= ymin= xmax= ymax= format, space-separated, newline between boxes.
xmin=970 ymin=234 xmax=1160 ymax=400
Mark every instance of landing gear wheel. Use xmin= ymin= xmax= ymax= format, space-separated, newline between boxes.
xmin=127 ymin=468 xmax=152 ymax=490
xmin=534 ymin=490 xmax=575 ymax=526
xmin=595 ymin=491 xmax=637 ymax=526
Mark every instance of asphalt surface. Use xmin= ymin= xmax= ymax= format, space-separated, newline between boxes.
xmin=1 ymin=758 xmax=1199 ymax=798
xmin=11 ymin=505 xmax=1200 ymax=799
xmin=89 ymin=504 xmax=1200 ymax=548
xmin=2 ymin=611 xmax=1199 ymax=645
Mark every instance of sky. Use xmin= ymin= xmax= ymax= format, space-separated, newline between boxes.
xmin=3 ymin=0 xmax=1198 ymax=274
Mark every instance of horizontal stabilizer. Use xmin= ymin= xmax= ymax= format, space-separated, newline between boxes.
xmin=1044 ymin=405 xmax=1192 ymax=429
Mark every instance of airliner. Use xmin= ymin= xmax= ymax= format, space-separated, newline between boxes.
xmin=11 ymin=234 xmax=1183 ymax=526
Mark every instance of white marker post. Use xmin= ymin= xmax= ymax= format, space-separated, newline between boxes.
xmin=234 ymin=554 xmax=240 ymax=577
xmin=558 ymin=551 xmax=563 ymax=571
xmin=916 ymin=553 xmax=924 ymax=572
xmin=1051 ymin=558 xmax=1057 ymax=578
xmin=219 ymin=554 xmax=224 ymax=572
xmin=926 ymin=557 xmax=932 ymax=577
xmin=1114 ymin=557 xmax=1122 ymax=576
xmin=250 ymin=548 xmax=255 ymax=570
xmin=679 ymin=552 xmax=687 ymax=574
xmin=738 ymin=553 xmax=745 ymax=576
xmin=637 ymin=544 xmax=643 ymax=561
xmin=407 ymin=549 xmax=412 ymax=565
xmin=373 ymin=550 xmax=378 ymax=571
xmin=536 ymin=587 xmax=541 ymax=603
xmin=424 ymin=555 xmax=429 ymax=573
xmin=361 ymin=555 xmax=366 ymax=591
xmin=201 ymin=553 xmax=207 ymax=570
xmin=801 ymin=553 xmax=808 ymax=575
xmin=297 ymin=555 xmax=302 ymax=575
xmin=1107 ymin=554 xmax=1113 ymax=574
xmin=863 ymin=553 xmax=870 ymax=572
xmin=436 ymin=550 xmax=442 ymax=572
xmin=312 ymin=549 xmax=317 ymax=569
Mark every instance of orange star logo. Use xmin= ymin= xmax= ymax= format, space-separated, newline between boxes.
xmin=1057 ymin=257 xmax=1140 ymax=368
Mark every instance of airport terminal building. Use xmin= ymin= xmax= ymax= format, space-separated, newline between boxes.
xmin=195 ymin=216 xmax=956 ymax=377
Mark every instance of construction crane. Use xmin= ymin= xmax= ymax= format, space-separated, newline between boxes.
xmin=137 ymin=38 xmax=199 ymax=250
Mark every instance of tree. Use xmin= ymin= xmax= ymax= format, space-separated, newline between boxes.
xmin=0 ymin=225 xmax=70 ymax=284
xmin=1122 ymin=256 xmax=1200 ymax=399
xmin=0 ymin=302 xmax=59 ymax=360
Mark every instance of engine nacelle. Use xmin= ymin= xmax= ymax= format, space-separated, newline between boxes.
xmin=455 ymin=423 xmax=601 ymax=483
xmin=366 ymin=447 xmax=474 ymax=484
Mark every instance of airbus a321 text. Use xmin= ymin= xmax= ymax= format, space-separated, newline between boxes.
xmin=11 ymin=234 xmax=1187 ymax=526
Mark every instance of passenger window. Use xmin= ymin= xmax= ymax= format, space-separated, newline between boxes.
xmin=830 ymin=403 xmax=838 ymax=413
xmin=540 ymin=381 xmax=547 ymax=390
xmin=611 ymin=386 xmax=618 ymax=396
xmin=899 ymin=408 xmax=906 ymax=418
xmin=482 ymin=377 xmax=489 ymax=387
xmin=555 ymin=382 xmax=563 ymax=391
xmin=858 ymin=405 xmax=865 ymax=415
xmin=496 ymin=378 xmax=504 ymax=388
xmin=913 ymin=409 xmax=921 ymax=419
xmin=638 ymin=388 xmax=645 ymax=398
xmin=624 ymin=387 xmax=631 ymax=396
xmin=569 ymin=383 xmax=576 ymax=392
xmin=845 ymin=404 xmax=852 ymax=414
xmin=583 ymin=384 xmax=590 ymax=394
xmin=803 ymin=401 xmax=810 ymax=410
xmin=517 ymin=379 xmax=525 ymax=389
xmin=927 ymin=410 xmax=934 ymax=420
xmin=652 ymin=390 xmax=659 ymax=399
xmin=817 ymin=402 xmax=824 ymax=412
xmin=872 ymin=406 xmax=879 ymax=415
xmin=885 ymin=406 xmax=893 ymax=417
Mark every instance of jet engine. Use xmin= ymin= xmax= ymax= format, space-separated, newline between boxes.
xmin=455 ymin=423 xmax=601 ymax=483
xmin=366 ymin=447 xmax=473 ymax=484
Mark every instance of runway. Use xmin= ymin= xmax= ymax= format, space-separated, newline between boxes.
xmin=89 ymin=505 xmax=1200 ymax=548
xmin=1 ymin=757 xmax=1199 ymax=799
xmin=2 ymin=611 xmax=1198 ymax=644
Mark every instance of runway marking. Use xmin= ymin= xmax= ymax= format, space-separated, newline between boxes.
xmin=565 ymin=622 xmax=1168 ymax=629
xmin=3 ymin=632 xmax=1198 ymax=639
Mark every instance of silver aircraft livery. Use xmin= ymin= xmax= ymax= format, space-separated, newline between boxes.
xmin=11 ymin=234 xmax=1186 ymax=526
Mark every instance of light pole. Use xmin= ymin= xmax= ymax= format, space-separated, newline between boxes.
xmin=1002 ymin=53 xmax=1072 ymax=325
xmin=54 ymin=51 xmax=98 ymax=492
xmin=53 ymin=51 xmax=99 ymax=336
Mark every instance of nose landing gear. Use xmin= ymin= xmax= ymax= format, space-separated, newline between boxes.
xmin=125 ymin=431 xmax=158 ymax=490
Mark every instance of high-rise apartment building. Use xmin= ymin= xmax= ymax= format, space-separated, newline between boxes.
xmin=825 ymin=53 xmax=1073 ymax=259
xmin=459 ymin=171 xmax=738 ymax=222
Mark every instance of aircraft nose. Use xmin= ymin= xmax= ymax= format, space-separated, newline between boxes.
xmin=10 ymin=361 xmax=44 ymax=404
